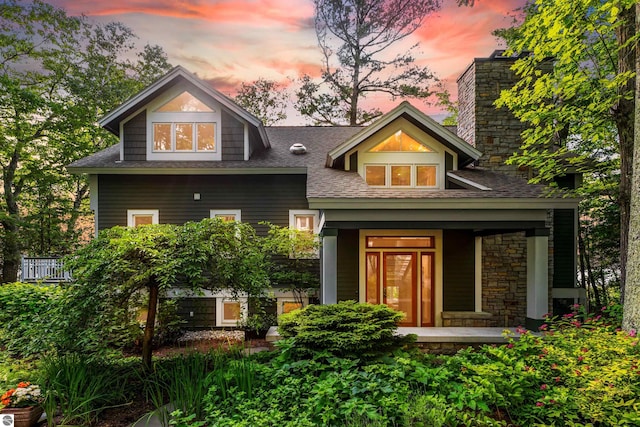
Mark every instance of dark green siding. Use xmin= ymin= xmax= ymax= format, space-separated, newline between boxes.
xmin=553 ymin=209 xmax=576 ymax=288
xmin=445 ymin=152 xmax=453 ymax=189
xmin=175 ymin=298 xmax=216 ymax=330
xmin=349 ymin=152 xmax=358 ymax=172
xmin=221 ymin=110 xmax=244 ymax=161
xmin=442 ymin=230 xmax=475 ymax=310
xmin=337 ymin=229 xmax=359 ymax=301
xmin=97 ymin=174 xmax=309 ymax=233
xmin=123 ymin=111 xmax=146 ymax=161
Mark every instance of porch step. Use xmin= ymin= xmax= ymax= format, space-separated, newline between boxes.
xmin=266 ymin=326 xmax=524 ymax=344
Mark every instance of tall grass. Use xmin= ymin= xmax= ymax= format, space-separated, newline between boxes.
xmin=142 ymin=348 xmax=246 ymax=426
xmin=40 ymin=353 xmax=131 ymax=426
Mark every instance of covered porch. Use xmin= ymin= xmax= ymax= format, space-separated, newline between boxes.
xmin=315 ymin=206 xmax=570 ymax=331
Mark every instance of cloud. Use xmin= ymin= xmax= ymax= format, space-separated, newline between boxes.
xmin=50 ymin=0 xmax=315 ymax=31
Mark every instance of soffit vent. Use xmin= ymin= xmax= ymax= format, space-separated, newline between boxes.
xmin=289 ymin=143 xmax=307 ymax=154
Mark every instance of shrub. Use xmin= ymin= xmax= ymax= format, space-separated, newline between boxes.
xmin=277 ymin=301 xmax=415 ymax=360
xmin=0 ymin=282 xmax=62 ymax=357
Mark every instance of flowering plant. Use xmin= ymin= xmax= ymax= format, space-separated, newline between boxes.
xmin=1 ymin=382 xmax=43 ymax=408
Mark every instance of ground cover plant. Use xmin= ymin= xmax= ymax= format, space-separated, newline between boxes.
xmin=1 ymin=301 xmax=639 ymax=426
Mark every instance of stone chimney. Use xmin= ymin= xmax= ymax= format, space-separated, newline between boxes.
xmin=457 ymin=50 xmax=530 ymax=178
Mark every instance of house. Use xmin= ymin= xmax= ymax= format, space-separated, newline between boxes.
xmin=67 ymin=50 xmax=581 ymax=332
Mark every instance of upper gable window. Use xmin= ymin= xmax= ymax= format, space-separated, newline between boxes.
xmin=146 ymin=88 xmax=221 ymax=161
xmin=369 ymin=131 xmax=433 ymax=153
xmin=351 ymin=118 xmax=450 ymax=189
xmin=156 ymin=92 xmax=213 ymax=112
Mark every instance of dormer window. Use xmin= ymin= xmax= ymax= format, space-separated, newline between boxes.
xmin=146 ymin=88 xmax=221 ymax=161
xmin=346 ymin=118 xmax=452 ymax=189
xmin=370 ymin=131 xmax=433 ymax=152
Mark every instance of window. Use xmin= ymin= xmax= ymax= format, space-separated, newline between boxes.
xmin=156 ymin=91 xmax=213 ymax=112
xmin=365 ymin=165 xmax=438 ymax=188
xmin=210 ymin=210 xmax=241 ymax=222
xmin=147 ymin=89 xmax=221 ymax=161
xmin=365 ymin=165 xmax=386 ymax=186
xmin=153 ymin=122 xmax=215 ymax=152
xmin=276 ymin=298 xmax=306 ymax=316
xmin=416 ymin=165 xmax=437 ymax=187
xmin=127 ymin=209 xmax=159 ymax=227
xmin=289 ymin=210 xmax=320 ymax=259
xmin=391 ymin=165 xmax=411 ymax=186
xmin=290 ymin=210 xmax=319 ymax=234
xmin=369 ymin=130 xmax=433 ymax=152
xmin=216 ymin=298 xmax=248 ymax=327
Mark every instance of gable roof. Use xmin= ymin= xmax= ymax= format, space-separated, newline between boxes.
xmin=326 ymin=101 xmax=482 ymax=168
xmin=98 ymin=66 xmax=270 ymax=149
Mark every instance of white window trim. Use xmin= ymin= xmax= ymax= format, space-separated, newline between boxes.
xmin=216 ymin=297 xmax=248 ymax=327
xmin=210 ymin=209 xmax=242 ymax=222
xmin=151 ymin=122 xmax=217 ymax=153
xmin=146 ymin=84 xmax=221 ymax=161
xmin=364 ymin=164 xmax=439 ymax=188
xmin=127 ymin=209 xmax=159 ymax=227
xmin=276 ymin=297 xmax=308 ymax=316
xmin=289 ymin=209 xmax=320 ymax=259
xmin=289 ymin=210 xmax=319 ymax=233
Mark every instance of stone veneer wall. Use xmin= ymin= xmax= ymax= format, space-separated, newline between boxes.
xmin=482 ymin=232 xmax=528 ymax=327
xmin=458 ymin=52 xmax=557 ymax=326
xmin=457 ymin=54 xmax=529 ymax=180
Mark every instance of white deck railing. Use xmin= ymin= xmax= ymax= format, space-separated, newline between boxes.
xmin=20 ymin=257 xmax=71 ymax=282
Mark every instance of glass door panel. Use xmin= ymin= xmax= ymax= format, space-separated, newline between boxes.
xmin=366 ymin=253 xmax=380 ymax=304
xmin=383 ymin=253 xmax=416 ymax=326
xmin=421 ymin=253 xmax=434 ymax=326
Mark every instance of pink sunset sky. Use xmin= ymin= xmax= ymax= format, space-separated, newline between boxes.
xmin=49 ymin=0 xmax=527 ymax=124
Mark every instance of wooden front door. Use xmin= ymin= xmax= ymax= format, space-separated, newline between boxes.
xmin=383 ymin=253 xmax=417 ymax=326
xmin=365 ymin=241 xmax=435 ymax=327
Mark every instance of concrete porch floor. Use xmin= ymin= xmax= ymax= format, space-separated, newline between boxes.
xmin=266 ymin=326 xmax=524 ymax=345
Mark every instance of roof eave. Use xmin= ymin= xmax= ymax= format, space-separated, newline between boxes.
xmin=326 ymin=101 xmax=482 ymax=167
xmin=98 ymin=66 xmax=270 ymax=148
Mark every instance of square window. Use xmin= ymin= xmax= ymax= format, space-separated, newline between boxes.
xmin=391 ymin=165 xmax=411 ymax=186
xmin=175 ymin=123 xmax=194 ymax=150
xmin=216 ymin=297 xmax=248 ymax=327
xmin=197 ymin=123 xmax=216 ymax=151
xmin=127 ymin=209 xmax=159 ymax=227
xmin=223 ymin=301 xmax=241 ymax=322
xmin=153 ymin=123 xmax=172 ymax=151
xmin=417 ymin=165 xmax=437 ymax=187
xmin=365 ymin=165 xmax=386 ymax=186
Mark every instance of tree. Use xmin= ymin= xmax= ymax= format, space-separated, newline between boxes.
xmin=0 ymin=0 xmax=171 ymax=283
xmin=234 ymin=78 xmax=289 ymax=126
xmin=65 ymin=219 xmax=271 ymax=368
xmin=495 ymin=0 xmax=637 ymax=300
xmin=295 ymin=0 xmax=441 ymax=126
xmin=622 ymin=2 xmax=640 ymax=331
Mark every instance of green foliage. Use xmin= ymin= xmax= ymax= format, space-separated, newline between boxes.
xmin=296 ymin=0 xmax=440 ymax=125
xmin=0 ymin=0 xmax=172 ymax=282
xmin=277 ymin=301 xmax=415 ymax=359
xmin=233 ymin=78 xmax=289 ymax=125
xmin=62 ymin=219 xmax=272 ymax=364
xmin=494 ymin=0 xmax=637 ymax=303
xmin=0 ymin=282 xmax=62 ymax=357
xmin=143 ymin=350 xmax=239 ymax=425
xmin=261 ymin=222 xmax=320 ymax=300
xmin=39 ymin=354 xmax=134 ymax=426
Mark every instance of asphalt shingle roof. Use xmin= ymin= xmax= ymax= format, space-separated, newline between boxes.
xmin=68 ymin=126 xmax=555 ymax=200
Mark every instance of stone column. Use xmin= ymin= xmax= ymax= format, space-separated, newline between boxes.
xmin=321 ymin=229 xmax=338 ymax=305
xmin=526 ymin=228 xmax=550 ymax=330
